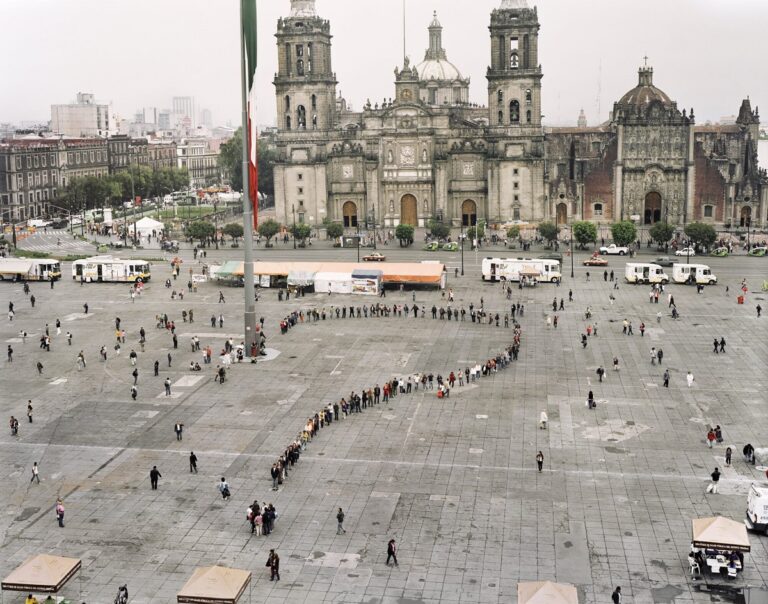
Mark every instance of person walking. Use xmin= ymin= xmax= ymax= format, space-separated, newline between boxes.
xmin=719 ymin=337 xmax=726 ymax=353
xmin=706 ymin=428 xmax=716 ymax=448
xmin=55 ymin=498 xmax=65 ymax=527
xmin=757 ymin=304 xmax=762 ymax=318
xmin=267 ymin=550 xmax=280 ymax=581
xmin=7 ymin=345 xmax=13 ymax=362
xmin=650 ymin=347 xmax=657 ymax=365
xmin=662 ymin=369 xmax=670 ymax=388
xmin=174 ymin=422 xmax=184 ymax=441
xmin=536 ymin=451 xmax=544 ymax=472
xmin=686 ymin=371 xmax=694 ymax=388
xmin=131 ymin=385 xmax=138 ymax=400
xmin=386 ymin=539 xmax=399 ymax=566
xmin=725 ymin=447 xmax=732 ymax=467
xmin=30 ymin=462 xmax=40 ymax=484
xmin=713 ymin=337 xmax=719 ymax=354
xmin=706 ymin=467 xmax=721 ymax=494
xmin=27 ymin=400 xmax=33 ymax=423
xmin=164 ymin=378 xmax=172 ymax=396
xmin=612 ymin=587 xmax=622 ymax=604
xmin=336 ymin=507 xmax=347 ymax=534
xmin=189 ymin=451 xmax=198 ymax=473
xmin=150 ymin=465 xmax=161 ymax=490
xmin=218 ymin=477 xmax=231 ymax=500
xmin=132 ymin=368 xmax=139 ymax=385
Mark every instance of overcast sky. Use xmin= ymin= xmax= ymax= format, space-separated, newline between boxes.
xmin=1 ymin=0 xmax=767 ymax=129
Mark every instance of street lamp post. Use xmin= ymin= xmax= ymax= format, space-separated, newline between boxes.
xmin=570 ymin=223 xmax=574 ymax=279
xmin=460 ymin=219 xmax=465 ymax=276
xmin=292 ymin=204 xmax=296 ymax=249
xmin=356 ymin=214 xmax=360 ymax=262
xmin=130 ymin=160 xmax=137 ymax=245
xmin=372 ymin=206 xmax=377 ymax=250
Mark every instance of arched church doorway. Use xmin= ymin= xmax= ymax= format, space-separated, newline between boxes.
xmin=740 ymin=205 xmax=751 ymax=227
xmin=644 ymin=192 xmax=662 ymax=225
xmin=342 ymin=201 xmax=358 ymax=228
xmin=556 ymin=203 xmax=568 ymax=226
xmin=461 ymin=199 xmax=477 ymax=226
xmin=400 ymin=194 xmax=417 ymax=226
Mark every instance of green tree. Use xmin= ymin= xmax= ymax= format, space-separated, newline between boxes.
xmin=684 ymin=222 xmax=717 ymax=249
xmin=257 ymin=218 xmax=280 ymax=246
xmin=572 ymin=221 xmax=598 ymax=249
xmin=218 ymin=128 xmax=276 ymax=198
xmin=538 ymin=221 xmax=559 ymax=245
xmin=222 ymin=222 xmax=244 ymax=242
xmin=395 ymin=224 xmax=414 ymax=247
xmin=610 ymin=221 xmax=638 ymax=247
xmin=649 ymin=222 xmax=676 ymax=247
xmin=428 ymin=218 xmax=450 ymax=240
xmin=326 ymin=222 xmax=344 ymax=239
xmin=506 ymin=225 xmax=520 ymax=240
xmin=292 ymin=222 xmax=312 ymax=245
xmin=185 ymin=220 xmax=216 ymax=244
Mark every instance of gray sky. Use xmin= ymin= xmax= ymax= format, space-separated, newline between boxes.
xmin=1 ymin=0 xmax=767 ymax=129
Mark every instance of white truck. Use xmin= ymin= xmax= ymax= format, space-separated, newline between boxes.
xmin=481 ymin=257 xmax=561 ymax=283
xmin=624 ymin=263 xmax=669 ymax=284
xmin=599 ymin=244 xmax=629 ymax=255
xmin=745 ymin=483 xmax=768 ymax=535
xmin=671 ymin=263 xmax=717 ymax=285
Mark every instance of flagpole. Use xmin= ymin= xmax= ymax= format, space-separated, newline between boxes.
xmin=240 ymin=0 xmax=258 ymax=356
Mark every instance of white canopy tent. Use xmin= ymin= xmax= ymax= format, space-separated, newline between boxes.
xmin=518 ymin=581 xmax=578 ymax=604
xmin=314 ymin=271 xmax=353 ymax=294
xmin=134 ymin=217 xmax=164 ymax=237
xmin=692 ymin=516 xmax=751 ymax=552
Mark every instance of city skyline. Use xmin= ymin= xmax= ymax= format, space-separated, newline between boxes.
xmin=1 ymin=0 xmax=767 ymax=130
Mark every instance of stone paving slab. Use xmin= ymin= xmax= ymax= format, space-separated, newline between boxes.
xmin=0 ymin=247 xmax=766 ymax=603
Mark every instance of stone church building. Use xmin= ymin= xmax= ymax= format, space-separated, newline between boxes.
xmin=272 ymin=0 xmax=766 ymax=232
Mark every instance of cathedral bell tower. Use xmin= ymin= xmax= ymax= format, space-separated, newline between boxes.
xmin=487 ymin=0 xmax=542 ymax=128
xmin=274 ymin=0 xmax=337 ymax=131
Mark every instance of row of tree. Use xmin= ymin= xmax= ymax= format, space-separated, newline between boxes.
xmin=58 ymin=167 xmax=190 ymax=213
xmin=563 ymin=220 xmax=717 ymax=249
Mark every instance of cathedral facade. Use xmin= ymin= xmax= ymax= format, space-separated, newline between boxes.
xmin=272 ymin=0 xmax=766 ymax=232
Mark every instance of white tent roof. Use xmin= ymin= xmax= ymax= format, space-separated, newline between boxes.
xmin=314 ymin=271 xmax=352 ymax=282
xmin=0 ymin=259 xmax=33 ymax=274
xmin=692 ymin=516 xmax=751 ymax=552
xmin=2 ymin=554 xmax=81 ymax=593
xmin=177 ymin=565 xmax=251 ymax=604
xmin=135 ymin=217 xmax=164 ymax=229
xmin=518 ymin=582 xmax=578 ymax=604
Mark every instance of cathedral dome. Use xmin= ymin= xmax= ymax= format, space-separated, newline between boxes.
xmin=415 ymin=58 xmax=463 ymax=82
xmin=617 ymin=66 xmax=673 ymax=108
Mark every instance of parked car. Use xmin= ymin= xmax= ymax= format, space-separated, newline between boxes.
xmin=423 ymin=242 xmax=439 ymax=251
xmin=583 ymin=255 xmax=608 ymax=266
xmin=710 ymin=247 xmax=729 ymax=257
xmin=675 ymin=247 xmax=696 ymax=256
xmin=653 ymin=256 xmax=674 ymax=267
xmin=748 ymin=246 xmax=767 ymax=257
xmin=599 ymin=244 xmax=629 ymax=255
xmin=363 ymin=252 xmax=386 ymax=262
xmin=441 ymin=242 xmax=459 ymax=251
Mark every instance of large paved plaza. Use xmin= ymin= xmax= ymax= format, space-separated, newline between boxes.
xmin=1 ymin=233 xmax=767 ymax=603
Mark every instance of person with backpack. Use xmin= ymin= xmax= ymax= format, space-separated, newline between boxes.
xmin=218 ymin=477 xmax=231 ymax=500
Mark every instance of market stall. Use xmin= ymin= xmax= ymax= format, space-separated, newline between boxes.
xmin=314 ymin=271 xmax=353 ymax=294
xmin=518 ymin=581 xmax=578 ymax=604
xmin=519 ymin=265 xmax=542 ymax=287
xmin=2 ymin=554 xmax=81 ymax=602
xmin=690 ymin=516 xmax=751 ymax=578
xmin=177 ymin=565 xmax=251 ymax=604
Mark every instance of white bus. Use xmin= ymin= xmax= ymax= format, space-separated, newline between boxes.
xmin=624 ymin=263 xmax=669 ymax=284
xmin=71 ymin=256 xmax=151 ymax=283
xmin=671 ymin=263 xmax=717 ymax=285
xmin=0 ymin=258 xmax=62 ymax=281
xmin=481 ymin=257 xmax=561 ymax=283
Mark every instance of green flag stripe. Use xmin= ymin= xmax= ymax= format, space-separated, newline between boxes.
xmin=242 ymin=0 xmax=258 ymax=90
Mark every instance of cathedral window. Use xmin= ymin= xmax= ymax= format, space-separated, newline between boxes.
xmin=429 ymin=89 xmax=437 ymax=104
xmin=297 ymin=105 xmax=306 ymax=129
xmin=312 ymin=114 xmax=317 ymax=129
xmin=513 ymin=207 xmax=520 ymax=220
xmin=525 ymin=89 xmax=532 ymax=104
xmin=285 ymin=96 xmax=291 ymax=111
xmin=498 ymin=111 xmax=504 ymax=124
xmin=703 ymin=205 xmax=713 ymax=218
xmin=510 ymin=37 xmax=519 ymax=70
xmin=311 ymin=95 xmax=317 ymax=110
xmin=594 ymin=203 xmax=603 ymax=216
xmin=285 ymin=115 xmax=292 ymax=130
xmin=296 ymin=59 xmax=304 ymax=76
xmin=526 ymin=110 xmax=531 ymax=123
xmin=307 ymin=43 xmax=312 ymax=73
xmin=509 ymin=100 xmax=520 ymax=123
xmin=497 ymin=90 xmax=503 ymax=105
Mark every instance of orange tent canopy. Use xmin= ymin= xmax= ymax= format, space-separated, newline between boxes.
xmin=2 ymin=554 xmax=81 ymax=593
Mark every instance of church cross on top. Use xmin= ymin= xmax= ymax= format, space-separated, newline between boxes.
xmin=643 ymin=55 xmax=649 ymax=67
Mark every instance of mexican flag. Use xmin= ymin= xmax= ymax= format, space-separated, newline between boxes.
xmin=242 ymin=0 xmax=259 ymax=228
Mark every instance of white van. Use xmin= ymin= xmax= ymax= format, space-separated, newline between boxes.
xmin=746 ymin=483 xmax=768 ymax=535
xmin=671 ymin=263 xmax=717 ymax=285
xmin=624 ymin=263 xmax=669 ymax=284
xmin=481 ymin=257 xmax=561 ymax=283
